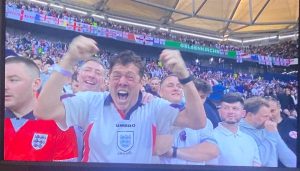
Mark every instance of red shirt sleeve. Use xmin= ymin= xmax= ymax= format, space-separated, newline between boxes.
xmin=53 ymin=126 xmax=78 ymax=161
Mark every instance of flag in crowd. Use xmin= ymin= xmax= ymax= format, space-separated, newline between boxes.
xmin=5 ymin=5 xmax=297 ymax=68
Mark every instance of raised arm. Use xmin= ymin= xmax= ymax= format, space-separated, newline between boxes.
xmin=160 ymin=49 xmax=206 ymax=129
xmin=34 ymin=36 xmax=99 ymax=126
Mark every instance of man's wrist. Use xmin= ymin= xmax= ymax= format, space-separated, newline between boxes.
xmin=53 ymin=64 xmax=73 ymax=78
xmin=177 ymin=69 xmax=190 ymax=79
xmin=179 ymin=75 xmax=194 ymax=85
xmin=61 ymin=53 xmax=78 ymax=68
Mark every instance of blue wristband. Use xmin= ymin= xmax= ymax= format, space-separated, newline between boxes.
xmin=53 ymin=64 xmax=73 ymax=78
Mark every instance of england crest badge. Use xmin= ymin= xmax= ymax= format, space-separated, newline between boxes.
xmin=117 ymin=131 xmax=134 ymax=152
xmin=32 ymin=133 xmax=48 ymax=150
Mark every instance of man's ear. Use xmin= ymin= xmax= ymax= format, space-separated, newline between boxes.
xmin=158 ymin=86 xmax=163 ymax=98
xmin=32 ymin=78 xmax=42 ymax=92
xmin=241 ymin=109 xmax=247 ymax=118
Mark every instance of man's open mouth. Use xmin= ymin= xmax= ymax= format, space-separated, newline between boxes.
xmin=118 ymin=90 xmax=128 ymax=100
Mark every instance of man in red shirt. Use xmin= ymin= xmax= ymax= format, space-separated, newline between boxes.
xmin=5 ymin=56 xmax=78 ymax=161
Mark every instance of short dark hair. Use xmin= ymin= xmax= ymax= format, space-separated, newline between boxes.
xmin=79 ymin=58 xmax=104 ymax=68
xmin=220 ymin=92 xmax=244 ymax=105
xmin=109 ymin=50 xmax=145 ymax=78
xmin=160 ymin=74 xmax=178 ymax=85
xmin=244 ymin=96 xmax=270 ymax=115
xmin=78 ymin=58 xmax=105 ymax=75
xmin=5 ymin=57 xmax=40 ymax=77
xmin=194 ymin=78 xmax=212 ymax=95
xmin=150 ymin=77 xmax=160 ymax=82
xmin=5 ymin=49 xmax=19 ymax=58
xmin=264 ymin=96 xmax=281 ymax=108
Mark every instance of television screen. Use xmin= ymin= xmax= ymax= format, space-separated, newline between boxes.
xmin=1 ymin=0 xmax=299 ymax=171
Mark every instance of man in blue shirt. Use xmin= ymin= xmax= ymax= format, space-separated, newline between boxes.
xmin=212 ymin=93 xmax=261 ymax=166
xmin=239 ymin=96 xmax=296 ymax=167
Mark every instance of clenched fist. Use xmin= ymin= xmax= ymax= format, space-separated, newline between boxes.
xmin=264 ymin=120 xmax=278 ymax=132
xmin=64 ymin=35 xmax=99 ymax=66
xmin=159 ymin=49 xmax=190 ymax=79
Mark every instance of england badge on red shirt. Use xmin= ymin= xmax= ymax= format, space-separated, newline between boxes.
xmin=32 ymin=133 xmax=48 ymax=150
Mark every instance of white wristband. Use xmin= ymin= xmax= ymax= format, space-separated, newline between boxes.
xmin=53 ymin=64 xmax=73 ymax=78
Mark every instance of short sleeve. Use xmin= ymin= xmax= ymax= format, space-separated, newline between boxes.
xmin=198 ymin=119 xmax=217 ymax=144
xmin=53 ymin=127 xmax=78 ymax=161
xmin=62 ymin=91 xmax=107 ymax=130
xmin=252 ymin=140 xmax=262 ymax=166
xmin=153 ymin=98 xmax=180 ymax=134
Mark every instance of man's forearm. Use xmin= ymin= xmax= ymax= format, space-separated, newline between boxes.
xmin=153 ymin=135 xmax=174 ymax=156
xmin=276 ymin=133 xmax=296 ymax=167
xmin=182 ymin=81 xmax=207 ymax=129
xmin=173 ymin=142 xmax=219 ymax=162
xmin=34 ymin=54 xmax=74 ymax=120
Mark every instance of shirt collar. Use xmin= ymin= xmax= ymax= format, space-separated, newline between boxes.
xmin=104 ymin=91 xmax=144 ymax=120
xmin=239 ymin=118 xmax=257 ymax=130
xmin=217 ymin=122 xmax=242 ymax=136
xmin=170 ymin=102 xmax=185 ymax=111
xmin=5 ymin=108 xmax=35 ymax=120
xmin=104 ymin=93 xmax=113 ymax=106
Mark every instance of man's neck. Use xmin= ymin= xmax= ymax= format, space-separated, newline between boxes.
xmin=11 ymin=100 xmax=35 ymax=118
xmin=114 ymin=94 xmax=140 ymax=115
xmin=221 ymin=122 xmax=239 ymax=133
xmin=11 ymin=107 xmax=33 ymax=118
xmin=243 ymin=117 xmax=259 ymax=129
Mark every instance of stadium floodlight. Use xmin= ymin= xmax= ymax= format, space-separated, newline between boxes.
xmin=227 ymin=38 xmax=242 ymax=43
xmin=170 ymin=29 xmax=223 ymax=41
xmin=159 ymin=27 xmax=169 ymax=32
xmin=29 ymin=0 xmax=48 ymax=5
xmin=65 ymin=7 xmax=87 ymax=15
xmin=279 ymin=34 xmax=298 ymax=40
xmin=50 ymin=3 xmax=64 ymax=9
xmin=92 ymin=14 xmax=105 ymax=19
xmin=108 ymin=18 xmax=156 ymax=29
xmin=243 ymin=36 xmax=277 ymax=43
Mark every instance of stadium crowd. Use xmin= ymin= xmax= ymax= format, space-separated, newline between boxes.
xmin=4 ymin=0 xmax=298 ymax=168
xmin=5 ymin=30 xmax=298 ymax=115
xmin=6 ymin=0 xmax=298 ymax=59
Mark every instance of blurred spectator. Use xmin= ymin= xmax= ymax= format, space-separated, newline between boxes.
xmin=277 ymin=88 xmax=295 ymax=111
